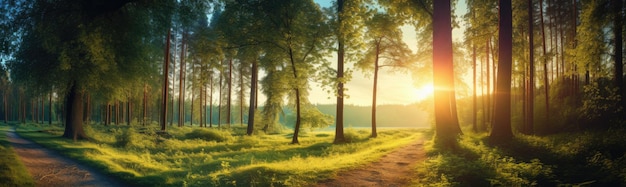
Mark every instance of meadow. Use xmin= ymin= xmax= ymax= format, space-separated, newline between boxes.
xmin=12 ymin=122 xmax=425 ymax=186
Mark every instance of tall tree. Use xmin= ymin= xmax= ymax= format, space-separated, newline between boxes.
xmin=161 ymin=29 xmax=172 ymax=132
xmin=433 ymin=0 xmax=462 ymax=148
xmin=356 ymin=12 xmax=412 ymax=138
xmin=613 ymin=0 xmax=624 ymax=110
xmin=491 ymin=0 xmax=514 ymax=141
xmin=524 ymin=0 xmax=535 ymax=135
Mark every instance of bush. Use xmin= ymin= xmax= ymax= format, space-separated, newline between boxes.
xmin=184 ymin=128 xmax=233 ymax=142
xmin=344 ymin=129 xmax=368 ymax=143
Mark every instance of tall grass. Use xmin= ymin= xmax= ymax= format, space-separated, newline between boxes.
xmin=0 ymin=123 xmax=35 ymax=187
xmin=15 ymin=123 xmax=425 ymax=186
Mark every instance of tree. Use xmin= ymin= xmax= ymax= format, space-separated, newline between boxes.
xmin=490 ymin=0 xmax=514 ymax=141
xmin=433 ymin=0 xmax=462 ymax=148
xmin=5 ymin=1 xmax=177 ymax=138
xmin=356 ymin=12 xmax=412 ymax=138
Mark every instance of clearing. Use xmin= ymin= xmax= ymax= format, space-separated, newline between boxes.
xmin=317 ymin=140 xmax=426 ymax=187
xmin=6 ymin=128 xmax=125 ymax=187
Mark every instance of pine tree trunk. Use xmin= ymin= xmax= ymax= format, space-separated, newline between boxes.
xmin=160 ymin=29 xmax=171 ymax=132
xmin=613 ymin=0 xmax=625 ymax=111
xmin=525 ymin=0 xmax=535 ymax=135
xmin=433 ymin=0 xmax=461 ymax=149
xmin=472 ymin=44 xmax=478 ymax=132
xmin=491 ymin=0 xmax=513 ymax=141
xmin=247 ymin=60 xmax=258 ymax=136
xmin=227 ymin=58 xmax=232 ymax=127
xmin=540 ymin=0 xmax=550 ymax=128
xmin=178 ymin=32 xmax=186 ymax=127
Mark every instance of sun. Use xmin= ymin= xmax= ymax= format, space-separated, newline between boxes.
xmin=413 ymin=84 xmax=434 ymax=101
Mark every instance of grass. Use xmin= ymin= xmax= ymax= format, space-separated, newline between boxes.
xmin=0 ymin=123 xmax=35 ymax=187
xmin=14 ymin=122 xmax=426 ymax=186
xmin=413 ymin=127 xmax=626 ymax=186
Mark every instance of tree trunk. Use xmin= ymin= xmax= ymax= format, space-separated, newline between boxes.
xmin=472 ymin=44 xmax=478 ymax=132
xmin=247 ymin=60 xmax=258 ymax=136
xmin=525 ymin=0 xmax=535 ymax=135
xmin=178 ymin=32 xmax=186 ymax=127
xmin=289 ymin=48 xmax=302 ymax=144
xmin=432 ymin=0 xmax=461 ymax=149
xmin=143 ymin=84 xmax=147 ymax=126
xmin=540 ymin=0 xmax=550 ymax=128
xmin=490 ymin=0 xmax=513 ymax=141
xmin=209 ymin=70 xmax=213 ymax=127
xmin=219 ymin=69 xmax=223 ymax=127
xmin=613 ymin=0 xmax=625 ymax=112
xmin=62 ymin=82 xmax=88 ymax=140
xmin=160 ymin=29 xmax=171 ymax=132
xmin=228 ymin=58 xmax=232 ymax=127
xmin=334 ymin=0 xmax=346 ymax=144
xmin=371 ymin=41 xmax=380 ymax=138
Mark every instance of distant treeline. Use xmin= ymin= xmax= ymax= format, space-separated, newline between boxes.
xmin=278 ymin=104 xmax=431 ymax=129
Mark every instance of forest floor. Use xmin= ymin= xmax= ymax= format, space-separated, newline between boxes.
xmin=5 ymin=128 xmax=126 ymax=187
xmin=316 ymin=140 xmax=426 ymax=187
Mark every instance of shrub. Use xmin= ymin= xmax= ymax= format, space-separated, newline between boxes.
xmin=184 ymin=128 xmax=233 ymax=142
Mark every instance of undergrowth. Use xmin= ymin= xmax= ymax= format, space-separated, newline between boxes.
xmin=414 ymin=128 xmax=626 ymax=186
xmin=15 ymin=123 xmax=425 ymax=186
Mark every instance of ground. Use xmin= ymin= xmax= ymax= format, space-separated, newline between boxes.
xmin=6 ymin=128 xmax=125 ymax=187
xmin=316 ymin=140 xmax=426 ymax=187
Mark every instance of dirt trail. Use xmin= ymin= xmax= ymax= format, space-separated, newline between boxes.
xmin=316 ymin=140 xmax=426 ymax=187
xmin=5 ymin=128 xmax=126 ymax=187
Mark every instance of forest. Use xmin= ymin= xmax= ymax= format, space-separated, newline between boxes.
xmin=0 ymin=0 xmax=625 ymax=186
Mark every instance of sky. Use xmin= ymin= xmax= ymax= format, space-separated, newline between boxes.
xmin=276 ymin=0 xmax=469 ymax=106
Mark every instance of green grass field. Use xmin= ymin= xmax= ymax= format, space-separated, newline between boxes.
xmin=0 ymin=123 xmax=35 ymax=187
xmin=14 ymin=123 xmax=426 ymax=186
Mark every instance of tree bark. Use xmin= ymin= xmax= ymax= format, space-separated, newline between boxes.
xmin=540 ymin=0 xmax=550 ymax=128
xmin=525 ymin=0 xmax=535 ymax=135
xmin=178 ymin=32 xmax=186 ymax=127
xmin=334 ymin=0 xmax=346 ymax=144
xmin=371 ymin=40 xmax=380 ymax=138
xmin=432 ymin=0 xmax=461 ymax=149
xmin=62 ymin=82 xmax=88 ymax=140
xmin=247 ymin=60 xmax=258 ymax=136
xmin=227 ymin=58 xmax=232 ymax=127
xmin=490 ymin=0 xmax=514 ymax=141
xmin=160 ymin=29 xmax=171 ymax=132
xmin=289 ymin=48 xmax=302 ymax=144
xmin=613 ymin=0 xmax=625 ymax=112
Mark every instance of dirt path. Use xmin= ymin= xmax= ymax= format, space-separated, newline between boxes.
xmin=5 ymin=128 xmax=126 ymax=187
xmin=316 ymin=140 xmax=426 ymax=187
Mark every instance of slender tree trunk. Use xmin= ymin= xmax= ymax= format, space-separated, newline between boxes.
xmin=472 ymin=43 xmax=478 ymax=132
xmin=540 ymin=0 xmax=550 ymax=128
xmin=127 ymin=98 xmax=131 ymax=125
xmin=613 ymin=0 xmax=625 ymax=112
xmin=219 ymin=69 xmax=223 ymax=127
xmin=62 ymin=82 xmax=88 ymax=140
xmin=491 ymin=0 xmax=513 ymax=141
xmin=143 ymin=84 xmax=147 ymax=126
xmin=525 ymin=0 xmax=535 ymax=135
xmin=160 ymin=29 xmax=171 ymax=132
xmin=247 ymin=60 xmax=258 ymax=136
xmin=228 ymin=58 xmax=232 ymax=127
xmin=371 ymin=41 xmax=381 ymax=138
xmin=240 ymin=64 xmax=244 ymax=125
xmin=334 ymin=0 xmax=346 ymax=144
xmin=289 ymin=48 xmax=302 ymax=144
xmin=433 ymin=0 xmax=461 ymax=148
xmin=209 ymin=70 xmax=214 ymax=127
xmin=178 ymin=32 xmax=186 ymax=127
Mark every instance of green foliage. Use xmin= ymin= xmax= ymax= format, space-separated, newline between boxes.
xmin=580 ymin=78 xmax=623 ymax=124
xmin=0 ymin=124 xmax=35 ymax=187
xmin=184 ymin=128 xmax=233 ymax=142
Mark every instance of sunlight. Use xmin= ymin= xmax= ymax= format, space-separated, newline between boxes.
xmin=413 ymin=84 xmax=434 ymax=101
